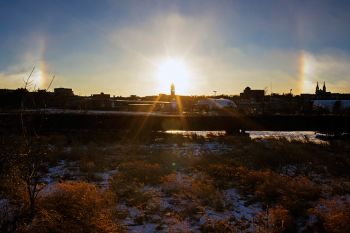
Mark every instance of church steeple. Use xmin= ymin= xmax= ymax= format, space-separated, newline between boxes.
xmin=316 ymin=81 xmax=320 ymax=94
xmin=323 ymin=82 xmax=326 ymax=92
xmin=170 ymin=83 xmax=175 ymax=97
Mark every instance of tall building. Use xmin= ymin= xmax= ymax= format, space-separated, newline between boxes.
xmin=171 ymin=83 xmax=175 ymax=96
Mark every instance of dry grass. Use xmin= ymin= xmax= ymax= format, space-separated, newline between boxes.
xmin=17 ymin=182 xmax=124 ymax=233
xmin=309 ymin=196 xmax=350 ymax=233
xmin=1 ymin=132 xmax=350 ymax=232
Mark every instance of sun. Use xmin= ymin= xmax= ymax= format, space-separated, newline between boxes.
xmin=156 ymin=58 xmax=191 ymax=94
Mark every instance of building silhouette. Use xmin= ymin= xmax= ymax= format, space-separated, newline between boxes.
xmin=240 ymin=87 xmax=265 ymax=101
xmin=315 ymin=81 xmax=331 ymax=98
xmin=54 ymin=88 xmax=74 ymax=97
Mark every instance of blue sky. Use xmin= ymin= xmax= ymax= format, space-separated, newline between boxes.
xmin=1 ymin=0 xmax=350 ymax=95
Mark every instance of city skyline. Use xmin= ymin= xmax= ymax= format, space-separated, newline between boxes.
xmin=1 ymin=0 xmax=350 ymax=96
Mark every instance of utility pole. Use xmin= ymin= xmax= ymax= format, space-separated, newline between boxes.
xmin=213 ymin=90 xmax=217 ymax=97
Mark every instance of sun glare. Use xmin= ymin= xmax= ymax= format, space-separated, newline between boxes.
xmin=156 ymin=58 xmax=191 ymax=94
xmin=32 ymin=68 xmax=43 ymax=89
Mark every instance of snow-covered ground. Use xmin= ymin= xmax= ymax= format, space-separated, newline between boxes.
xmin=119 ymin=186 xmax=262 ymax=233
xmin=165 ymin=130 xmax=325 ymax=144
xmin=41 ymin=160 xmax=80 ymax=184
xmin=0 ymin=198 xmax=18 ymax=230
xmin=35 ymin=134 xmax=338 ymax=232
xmin=142 ymin=142 xmax=234 ymax=156
xmin=41 ymin=160 xmax=117 ymax=188
xmin=248 ymin=131 xmax=325 ymax=144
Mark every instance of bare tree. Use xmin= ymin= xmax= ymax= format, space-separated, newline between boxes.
xmin=18 ymin=67 xmax=56 ymax=220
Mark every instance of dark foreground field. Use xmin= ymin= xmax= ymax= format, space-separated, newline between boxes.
xmin=1 ymin=132 xmax=350 ymax=233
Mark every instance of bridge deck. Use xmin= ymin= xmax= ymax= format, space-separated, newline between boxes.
xmin=0 ymin=111 xmax=349 ymax=133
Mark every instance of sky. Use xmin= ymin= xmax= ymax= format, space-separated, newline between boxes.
xmin=1 ymin=0 xmax=350 ymax=96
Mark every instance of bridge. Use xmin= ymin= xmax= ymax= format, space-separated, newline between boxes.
xmin=0 ymin=110 xmax=349 ymax=133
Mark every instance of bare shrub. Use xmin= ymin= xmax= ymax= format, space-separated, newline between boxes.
xmin=309 ymin=196 xmax=350 ymax=233
xmin=260 ymin=205 xmax=293 ymax=233
xmin=200 ymin=163 xmax=319 ymax=214
xmin=18 ymin=181 xmax=124 ymax=233
xmin=162 ymin=173 xmax=224 ymax=211
xmin=109 ymin=172 xmax=146 ymax=208
xmin=269 ymin=205 xmax=293 ymax=232
xmin=118 ymin=160 xmax=170 ymax=185
xmin=278 ymin=176 xmax=319 ymax=214
xmin=200 ymin=219 xmax=238 ymax=233
xmin=80 ymin=160 xmax=96 ymax=173
xmin=246 ymin=171 xmax=319 ymax=214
